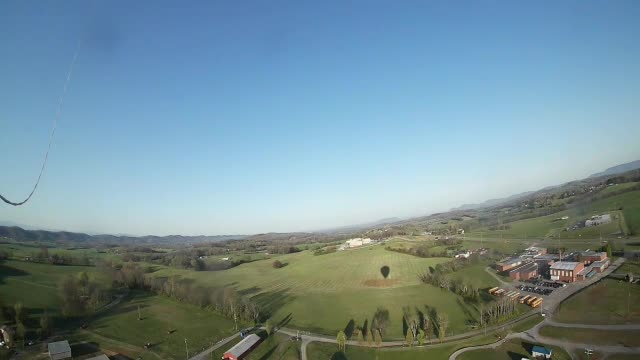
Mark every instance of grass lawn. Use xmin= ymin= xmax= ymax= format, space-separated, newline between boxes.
xmin=307 ymin=334 xmax=500 ymax=360
xmin=555 ymin=278 xmax=640 ymax=324
xmin=457 ymin=339 xmax=571 ymax=360
xmin=539 ymin=326 xmax=640 ymax=347
xmin=151 ymin=246 xmax=493 ymax=338
xmin=79 ymin=290 xmax=238 ymax=360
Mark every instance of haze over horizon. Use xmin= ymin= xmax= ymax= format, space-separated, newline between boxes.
xmin=2 ymin=1 xmax=640 ymax=236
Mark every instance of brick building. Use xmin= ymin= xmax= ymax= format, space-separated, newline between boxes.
xmin=580 ymin=251 xmax=607 ymax=265
xmin=509 ymin=262 xmax=538 ymax=281
xmin=550 ymin=262 xmax=584 ymax=283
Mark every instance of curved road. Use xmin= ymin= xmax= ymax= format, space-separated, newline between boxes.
xmin=451 ymin=258 xmax=640 ymax=359
xmin=189 ymin=257 xmax=639 ymax=360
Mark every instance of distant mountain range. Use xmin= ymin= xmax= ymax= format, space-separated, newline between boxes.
xmin=450 ymin=191 xmax=536 ymax=211
xmin=589 ymin=160 xmax=640 ymax=178
xmin=451 ymin=159 xmax=640 ymax=212
xmin=0 ymin=226 xmax=245 ymax=245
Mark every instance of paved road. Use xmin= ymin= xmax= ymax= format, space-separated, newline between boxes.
xmin=188 ymin=333 xmax=240 ymax=360
xmin=191 ymin=258 xmax=636 ymax=360
xmin=484 ymin=266 xmax=516 ymax=289
xmin=451 ymin=257 xmax=640 ymax=359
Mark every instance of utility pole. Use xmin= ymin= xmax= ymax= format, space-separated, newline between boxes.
xmin=185 ymin=338 xmax=189 ymax=360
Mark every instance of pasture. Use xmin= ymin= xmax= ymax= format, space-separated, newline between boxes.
xmin=79 ymin=291 xmax=239 ymax=360
xmin=152 ymin=246 xmax=497 ymax=338
xmin=0 ymin=260 xmax=101 ymax=310
xmin=555 ymin=278 xmax=640 ymax=324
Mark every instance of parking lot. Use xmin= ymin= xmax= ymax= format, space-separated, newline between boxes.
xmin=517 ymin=284 xmax=553 ymax=296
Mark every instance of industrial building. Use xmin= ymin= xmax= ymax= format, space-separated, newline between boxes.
xmin=508 ymin=262 xmax=538 ymax=281
xmin=48 ymin=340 xmax=72 ymax=360
xmin=223 ymin=334 xmax=261 ymax=360
xmin=550 ymin=262 xmax=584 ymax=282
xmin=580 ymin=251 xmax=607 ymax=265
xmin=496 ymin=257 xmax=527 ymax=272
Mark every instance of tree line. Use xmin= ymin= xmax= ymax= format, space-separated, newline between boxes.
xmin=107 ymin=263 xmax=262 ymax=328
xmin=419 ymin=257 xmax=481 ymax=302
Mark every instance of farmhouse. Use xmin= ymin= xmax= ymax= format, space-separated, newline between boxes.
xmin=455 ymin=250 xmax=471 ymax=259
xmin=532 ymin=345 xmax=552 ymax=359
xmin=223 ymin=334 xmax=261 ymax=360
xmin=496 ymin=257 xmax=526 ymax=272
xmin=580 ymin=251 xmax=607 ymax=265
xmin=48 ymin=340 xmax=72 ymax=360
xmin=509 ymin=262 xmax=538 ymax=281
xmin=550 ymin=262 xmax=584 ymax=283
xmin=585 ymin=214 xmax=611 ymax=227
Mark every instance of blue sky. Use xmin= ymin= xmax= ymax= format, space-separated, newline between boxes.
xmin=1 ymin=1 xmax=639 ymax=235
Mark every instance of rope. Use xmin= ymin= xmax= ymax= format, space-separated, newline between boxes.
xmin=1 ymin=35 xmax=84 ymax=206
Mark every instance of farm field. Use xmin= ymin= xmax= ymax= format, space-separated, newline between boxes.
xmin=457 ymin=339 xmax=571 ymax=360
xmin=0 ymin=260 xmax=102 ymax=311
xmin=555 ymin=278 xmax=640 ymax=324
xmin=79 ymin=291 xmax=239 ymax=360
xmin=538 ymin=326 xmax=640 ymax=347
xmin=151 ymin=246 xmax=492 ymax=338
xmin=468 ymin=190 xmax=640 ymax=239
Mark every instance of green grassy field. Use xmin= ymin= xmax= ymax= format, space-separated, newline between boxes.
xmin=0 ymin=260 xmax=102 ymax=310
xmin=555 ymin=278 xmax=640 ymax=324
xmin=306 ymin=334 xmax=500 ymax=360
xmin=468 ymin=190 xmax=640 ymax=239
xmin=457 ymin=339 xmax=571 ymax=360
xmin=539 ymin=326 xmax=640 ymax=347
xmin=80 ymin=291 xmax=239 ymax=360
xmin=151 ymin=246 xmax=494 ymax=338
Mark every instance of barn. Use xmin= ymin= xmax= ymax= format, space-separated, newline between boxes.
xmin=223 ymin=334 xmax=261 ymax=360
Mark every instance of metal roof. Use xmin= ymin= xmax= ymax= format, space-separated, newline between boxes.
xmin=510 ymin=262 xmax=538 ymax=274
xmin=592 ymin=259 xmax=609 ymax=267
xmin=225 ymin=334 xmax=260 ymax=357
xmin=581 ymin=251 xmax=606 ymax=257
xmin=532 ymin=345 xmax=552 ymax=355
xmin=498 ymin=257 xmax=523 ymax=266
xmin=48 ymin=340 xmax=71 ymax=355
xmin=550 ymin=262 xmax=581 ymax=270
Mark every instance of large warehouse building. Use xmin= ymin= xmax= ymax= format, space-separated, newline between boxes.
xmin=509 ymin=262 xmax=538 ymax=281
xmin=550 ymin=262 xmax=584 ymax=282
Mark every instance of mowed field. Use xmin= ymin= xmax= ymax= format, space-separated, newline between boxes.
xmin=457 ymin=339 xmax=571 ymax=360
xmin=555 ymin=278 xmax=640 ymax=324
xmin=153 ymin=246 xmax=498 ymax=338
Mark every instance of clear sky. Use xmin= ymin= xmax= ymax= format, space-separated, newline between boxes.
xmin=1 ymin=1 xmax=639 ymax=236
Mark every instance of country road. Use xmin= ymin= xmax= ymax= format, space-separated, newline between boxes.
xmin=188 ymin=333 xmax=240 ymax=360
xmin=450 ymin=257 xmax=640 ymax=359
